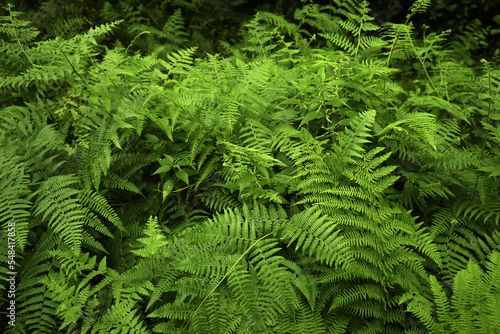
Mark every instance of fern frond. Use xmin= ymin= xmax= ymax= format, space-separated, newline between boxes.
xmin=131 ymin=216 xmax=168 ymax=259
xmin=256 ymin=11 xmax=300 ymax=36
xmin=284 ymin=206 xmax=350 ymax=267
xmin=407 ymin=253 xmax=500 ymax=333
xmin=163 ymin=47 xmax=197 ymax=77
xmin=338 ymin=109 xmax=376 ymax=163
xmin=0 ymin=5 xmax=40 ymax=42
xmin=42 ymin=252 xmax=113 ymax=330
xmin=78 ymin=189 xmax=126 ymax=232
xmin=377 ymin=112 xmax=438 ymax=150
xmin=16 ymin=233 xmax=60 ymax=333
xmin=30 ymin=175 xmax=84 ymax=251
xmin=93 ymin=298 xmax=151 ymax=333
xmin=0 ymin=152 xmax=31 ymax=252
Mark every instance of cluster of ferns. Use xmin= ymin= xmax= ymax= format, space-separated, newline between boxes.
xmin=0 ymin=0 xmax=499 ymax=333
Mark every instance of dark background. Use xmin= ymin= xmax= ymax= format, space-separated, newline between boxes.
xmin=2 ymin=0 xmax=499 ymax=60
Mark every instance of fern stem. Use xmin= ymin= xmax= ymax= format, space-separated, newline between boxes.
xmin=480 ymin=59 xmax=493 ymax=160
xmin=406 ymin=29 xmax=440 ymax=98
xmin=354 ymin=23 xmax=362 ymax=60
xmin=384 ymin=25 xmax=403 ymax=124
xmin=9 ymin=6 xmax=36 ymax=70
xmin=60 ymin=47 xmax=90 ymax=91
xmin=192 ymin=221 xmax=290 ymax=316
xmin=8 ymin=5 xmax=58 ymax=92
xmin=383 ymin=80 xmax=389 ymax=124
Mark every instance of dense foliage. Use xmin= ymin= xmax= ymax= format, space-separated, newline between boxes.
xmin=1 ymin=0 xmax=499 ymax=333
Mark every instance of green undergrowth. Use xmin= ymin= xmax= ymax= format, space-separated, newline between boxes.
xmin=0 ymin=0 xmax=499 ymax=333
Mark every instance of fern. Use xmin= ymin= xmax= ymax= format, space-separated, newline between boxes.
xmin=13 ymin=233 xmax=60 ymax=334
xmin=30 ymin=175 xmax=84 ymax=251
xmin=405 ymin=252 xmax=500 ymax=333
xmin=319 ymin=1 xmax=384 ymax=59
xmin=41 ymin=251 xmax=113 ymax=331
xmin=2 ymin=2 xmax=500 ymax=333
xmin=0 ymin=152 xmax=31 ymax=252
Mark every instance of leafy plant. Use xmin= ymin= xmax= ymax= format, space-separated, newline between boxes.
xmin=1 ymin=1 xmax=499 ymax=333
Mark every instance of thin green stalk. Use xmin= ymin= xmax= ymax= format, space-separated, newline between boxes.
xmin=192 ymin=221 xmax=290 ymax=315
xmin=480 ymin=60 xmax=493 ymax=160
